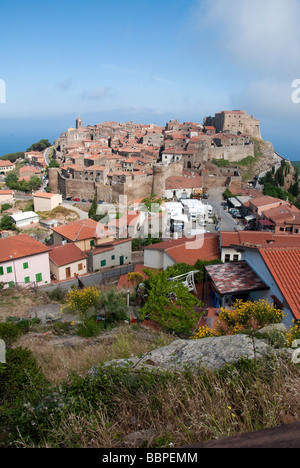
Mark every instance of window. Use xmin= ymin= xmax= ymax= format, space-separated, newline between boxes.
xmin=111 ymin=255 xmax=115 ymax=260
xmin=78 ymin=263 xmax=83 ymax=271
xmin=225 ymin=254 xmax=231 ymax=262
xmin=7 ymin=266 xmax=12 ymax=274
xmin=23 ymin=262 xmax=29 ymax=270
xmin=101 ymin=260 xmax=106 ymax=267
xmin=233 ymin=255 xmax=239 ymax=262
xmin=90 ymin=240 xmax=95 ymax=247
xmin=0 ymin=266 xmax=3 ymax=276
xmin=35 ymin=273 xmax=43 ymax=283
xmin=24 ymin=276 xmax=30 ymax=284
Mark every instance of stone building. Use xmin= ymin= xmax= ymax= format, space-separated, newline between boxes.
xmin=204 ymin=110 xmax=261 ymax=139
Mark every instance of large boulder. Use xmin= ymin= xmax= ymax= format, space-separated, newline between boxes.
xmin=89 ymin=334 xmax=278 ymax=375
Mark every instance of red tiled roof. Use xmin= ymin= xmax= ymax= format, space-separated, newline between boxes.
xmin=0 ymin=160 xmax=14 ymax=167
xmin=0 ymin=190 xmax=14 ymax=195
xmin=49 ymin=243 xmax=88 ymax=267
xmin=165 ymin=174 xmax=202 ymax=190
xmin=144 ymin=234 xmax=220 ymax=265
xmin=52 ymin=219 xmax=112 ymax=242
xmin=250 ymin=196 xmax=286 ymax=208
xmin=221 ymin=231 xmax=300 ymax=248
xmin=19 ymin=165 xmax=41 ymax=174
xmin=261 ymin=204 xmax=300 ymax=224
xmin=0 ymin=234 xmax=50 ymax=263
xmin=85 ymin=238 xmax=132 ymax=256
xmin=259 ymin=246 xmax=300 ymax=320
xmin=33 ymin=191 xmax=58 ymax=199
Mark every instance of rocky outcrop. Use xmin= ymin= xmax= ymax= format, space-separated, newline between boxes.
xmin=89 ymin=333 xmax=288 ymax=376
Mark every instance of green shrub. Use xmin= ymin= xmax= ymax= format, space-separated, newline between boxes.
xmin=46 ymin=287 xmax=67 ymax=303
xmin=75 ymin=317 xmax=107 ymax=337
xmin=0 ymin=322 xmax=21 ymax=346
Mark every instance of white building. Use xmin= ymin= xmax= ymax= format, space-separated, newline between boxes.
xmin=10 ymin=211 xmax=39 ymax=228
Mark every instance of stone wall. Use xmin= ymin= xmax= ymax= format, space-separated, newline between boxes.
xmin=112 ymin=175 xmax=154 ymax=205
xmin=48 ymin=168 xmax=60 ymax=193
xmin=152 ymin=162 xmax=184 ymax=198
xmin=58 ymin=173 xmax=95 ymax=200
xmin=207 ymin=144 xmax=255 ymax=162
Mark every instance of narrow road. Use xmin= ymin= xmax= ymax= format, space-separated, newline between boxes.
xmin=61 ymin=201 xmax=89 ymax=220
xmin=43 ymin=146 xmax=54 ymax=166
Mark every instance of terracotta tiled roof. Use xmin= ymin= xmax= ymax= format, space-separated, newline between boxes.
xmin=261 ymin=205 xmax=300 ymax=224
xmin=144 ymin=234 xmax=220 ymax=265
xmin=52 ymin=219 xmax=111 ymax=242
xmin=0 ymin=234 xmax=50 ymax=263
xmin=49 ymin=243 xmax=88 ymax=267
xmin=259 ymin=246 xmax=300 ymax=320
xmin=85 ymin=238 xmax=132 ymax=256
xmin=19 ymin=166 xmax=41 ymax=174
xmin=0 ymin=190 xmax=14 ymax=195
xmin=220 ymin=231 xmax=300 ymax=248
xmin=250 ymin=196 xmax=286 ymax=208
xmin=165 ymin=174 xmax=202 ymax=190
xmin=33 ymin=191 xmax=58 ymax=199
xmin=0 ymin=160 xmax=14 ymax=167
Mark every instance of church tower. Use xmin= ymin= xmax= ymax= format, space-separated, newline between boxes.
xmin=76 ymin=116 xmax=83 ymax=129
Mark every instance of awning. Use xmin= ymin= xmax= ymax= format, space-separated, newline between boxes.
xmin=205 ymin=261 xmax=269 ymax=297
xmin=229 ymin=198 xmax=242 ymax=208
xmin=259 ymin=220 xmax=275 ymax=226
xmin=245 ymin=215 xmax=256 ymax=222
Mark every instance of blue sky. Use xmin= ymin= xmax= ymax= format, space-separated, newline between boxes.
xmin=1 ymin=0 xmax=300 ymax=160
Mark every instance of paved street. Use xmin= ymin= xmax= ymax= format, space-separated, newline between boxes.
xmin=61 ymin=201 xmax=89 ymax=220
xmin=207 ymin=187 xmax=243 ymax=232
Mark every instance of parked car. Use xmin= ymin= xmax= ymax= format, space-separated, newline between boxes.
xmin=73 ymin=198 xmax=80 ymax=202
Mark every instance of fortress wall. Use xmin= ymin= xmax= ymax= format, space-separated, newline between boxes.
xmin=112 ymin=176 xmax=154 ymax=205
xmin=152 ymin=162 xmax=184 ymax=198
xmin=58 ymin=174 xmax=95 ymax=200
xmin=207 ymin=145 xmax=254 ymax=162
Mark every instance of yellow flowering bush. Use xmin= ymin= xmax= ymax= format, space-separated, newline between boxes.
xmin=286 ymin=322 xmax=300 ymax=347
xmin=216 ymin=299 xmax=285 ymax=336
xmin=192 ymin=326 xmax=221 ymax=340
xmin=62 ymin=286 xmax=101 ymax=317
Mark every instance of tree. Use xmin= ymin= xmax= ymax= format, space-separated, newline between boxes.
xmin=223 ymin=188 xmax=233 ymax=199
xmin=142 ymin=193 xmax=163 ymax=212
xmin=0 ymin=152 xmax=24 ymax=163
xmin=139 ymin=269 xmax=203 ymax=334
xmin=88 ymin=195 xmax=98 ymax=220
xmin=0 ymin=214 xmax=14 ymax=230
xmin=26 ymin=139 xmax=52 ymax=152
xmin=5 ymin=171 xmax=19 ymax=189
xmin=1 ymin=203 xmax=12 ymax=213
xmin=97 ymin=289 xmax=128 ymax=324
xmin=27 ymin=176 xmax=42 ymax=192
xmin=289 ymin=181 xmax=299 ymax=198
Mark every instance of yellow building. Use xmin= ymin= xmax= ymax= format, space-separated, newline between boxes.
xmin=33 ymin=192 xmax=63 ymax=212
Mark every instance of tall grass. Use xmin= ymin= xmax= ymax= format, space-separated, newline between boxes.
xmin=12 ymin=354 xmax=300 ymax=448
xmin=15 ymin=325 xmax=173 ymax=383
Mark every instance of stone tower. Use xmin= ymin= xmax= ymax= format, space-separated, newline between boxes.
xmin=76 ymin=116 xmax=83 ymax=129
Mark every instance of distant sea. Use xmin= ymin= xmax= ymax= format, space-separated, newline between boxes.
xmin=0 ymin=114 xmax=299 ymax=161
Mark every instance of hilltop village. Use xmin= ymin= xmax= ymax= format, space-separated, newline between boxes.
xmin=0 ymin=110 xmax=300 ymax=331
